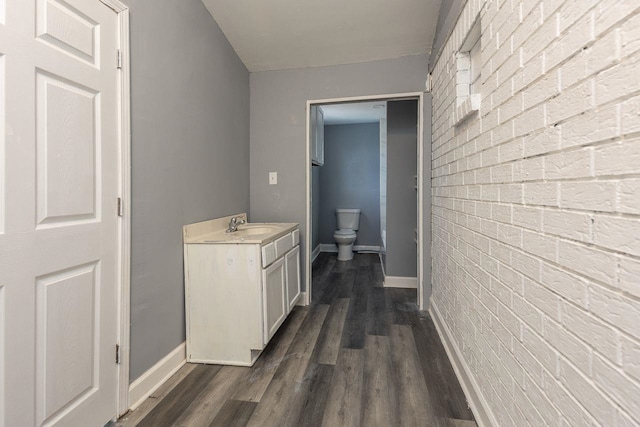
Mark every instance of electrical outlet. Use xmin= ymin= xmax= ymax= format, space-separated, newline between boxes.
xmin=269 ymin=172 xmax=277 ymax=185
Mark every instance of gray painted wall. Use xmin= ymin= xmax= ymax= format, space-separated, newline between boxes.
xmin=319 ymin=123 xmax=380 ymax=246
xmin=128 ymin=0 xmax=249 ymax=381
xmin=385 ymin=100 xmax=418 ymax=278
xmin=249 ymin=54 xmax=428 ymax=291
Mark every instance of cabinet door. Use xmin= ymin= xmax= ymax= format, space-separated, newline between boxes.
xmin=311 ymin=105 xmax=325 ymax=166
xmin=316 ymin=107 xmax=324 ymax=166
xmin=262 ymin=258 xmax=287 ymax=344
xmin=285 ymin=246 xmax=301 ymax=310
xmin=310 ymin=105 xmax=318 ymax=165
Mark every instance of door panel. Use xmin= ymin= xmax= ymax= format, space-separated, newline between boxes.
xmin=0 ymin=1 xmax=120 ymax=425
xmin=37 ymin=71 xmax=99 ymax=227
xmin=262 ymin=259 xmax=286 ymax=344
xmin=0 ymin=285 xmax=4 ymax=427
xmin=285 ymin=246 xmax=300 ymax=310
xmin=0 ymin=56 xmax=4 ymax=234
xmin=36 ymin=262 xmax=98 ymax=424
xmin=37 ymin=0 xmax=99 ymax=66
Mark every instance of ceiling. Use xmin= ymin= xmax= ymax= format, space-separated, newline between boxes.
xmin=200 ymin=0 xmax=443 ymax=72
xmin=321 ymin=101 xmax=386 ymax=125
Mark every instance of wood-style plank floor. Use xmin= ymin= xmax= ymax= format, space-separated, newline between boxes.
xmin=117 ymin=253 xmax=476 ymax=427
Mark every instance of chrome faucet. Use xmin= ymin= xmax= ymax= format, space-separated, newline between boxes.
xmin=226 ymin=216 xmax=246 ymax=233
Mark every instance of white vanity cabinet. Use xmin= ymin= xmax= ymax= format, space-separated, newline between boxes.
xmin=183 ymin=214 xmax=301 ymax=366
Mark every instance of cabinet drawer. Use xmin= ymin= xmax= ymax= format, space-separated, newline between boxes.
xmin=261 ymin=242 xmax=276 ymax=268
xmin=261 ymin=229 xmax=298 ymax=268
xmin=274 ymin=233 xmax=293 ymax=259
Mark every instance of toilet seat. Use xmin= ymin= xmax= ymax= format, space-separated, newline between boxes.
xmin=333 ymin=229 xmax=357 ymax=261
xmin=333 ymin=229 xmax=356 ymax=238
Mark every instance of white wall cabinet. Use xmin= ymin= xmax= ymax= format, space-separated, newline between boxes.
xmin=311 ymin=105 xmax=324 ymax=166
xmin=183 ymin=217 xmax=300 ymax=366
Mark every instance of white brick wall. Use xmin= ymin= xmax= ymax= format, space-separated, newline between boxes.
xmin=430 ymin=0 xmax=640 ymax=425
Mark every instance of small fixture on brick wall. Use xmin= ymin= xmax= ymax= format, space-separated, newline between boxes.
xmin=454 ymin=17 xmax=481 ymax=126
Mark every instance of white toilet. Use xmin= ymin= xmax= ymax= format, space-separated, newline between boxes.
xmin=333 ymin=209 xmax=361 ymax=261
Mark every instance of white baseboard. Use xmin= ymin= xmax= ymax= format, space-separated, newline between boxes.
xmin=383 ymin=276 xmax=417 ymax=288
xmin=319 ymin=243 xmax=382 ymax=253
xmin=128 ymin=342 xmax=186 ymax=411
xmin=311 ymin=245 xmax=321 ymax=262
xmin=296 ymin=291 xmax=308 ymax=306
xmin=355 ymin=245 xmax=382 ymax=253
xmin=429 ymin=303 xmax=497 ymax=427
xmin=320 ymin=243 xmax=338 ymax=252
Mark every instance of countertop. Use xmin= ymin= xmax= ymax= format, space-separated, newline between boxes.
xmin=184 ymin=222 xmax=298 ymax=245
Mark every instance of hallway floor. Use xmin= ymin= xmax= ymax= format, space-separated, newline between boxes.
xmin=117 ymin=253 xmax=476 ymax=427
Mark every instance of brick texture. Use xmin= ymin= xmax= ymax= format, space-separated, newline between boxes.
xmin=430 ymin=0 xmax=640 ymax=425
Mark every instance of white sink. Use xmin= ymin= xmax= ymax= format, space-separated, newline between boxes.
xmin=199 ymin=222 xmax=292 ymax=243
xmin=233 ymin=225 xmax=279 ymax=236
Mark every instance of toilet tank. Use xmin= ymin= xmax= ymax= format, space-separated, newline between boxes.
xmin=336 ymin=209 xmax=361 ymax=230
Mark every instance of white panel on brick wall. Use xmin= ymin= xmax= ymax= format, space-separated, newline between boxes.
xmin=36 ymin=71 xmax=98 ymax=228
xmin=469 ymin=39 xmax=481 ymax=94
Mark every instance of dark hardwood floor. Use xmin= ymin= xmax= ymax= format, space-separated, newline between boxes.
xmin=117 ymin=253 xmax=476 ymax=427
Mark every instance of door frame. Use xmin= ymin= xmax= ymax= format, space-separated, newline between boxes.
xmin=97 ymin=0 xmax=132 ymax=417
xmin=305 ymin=92 xmax=427 ymax=310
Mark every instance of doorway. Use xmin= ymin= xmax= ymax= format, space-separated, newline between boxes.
xmin=305 ymin=92 xmax=431 ymax=310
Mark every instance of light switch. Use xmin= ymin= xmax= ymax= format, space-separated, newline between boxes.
xmin=269 ymin=172 xmax=278 ymax=185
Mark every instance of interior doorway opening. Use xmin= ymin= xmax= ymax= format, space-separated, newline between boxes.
xmin=305 ymin=92 xmax=430 ymax=310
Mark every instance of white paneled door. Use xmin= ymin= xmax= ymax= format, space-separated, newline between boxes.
xmin=0 ymin=0 xmax=121 ymax=426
